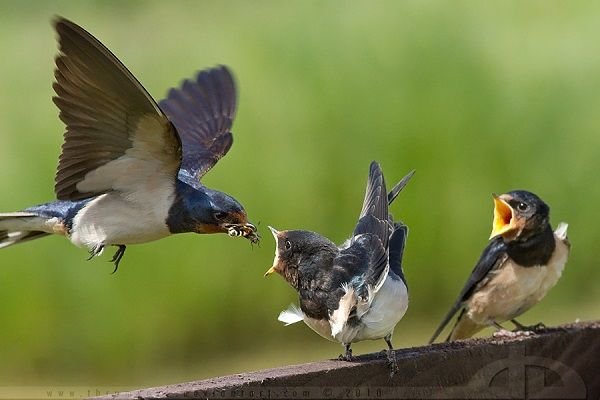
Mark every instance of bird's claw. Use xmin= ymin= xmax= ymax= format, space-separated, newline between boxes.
xmin=511 ymin=319 xmax=546 ymax=333
xmin=386 ymin=349 xmax=399 ymax=378
xmin=87 ymin=244 xmax=105 ymax=260
xmin=383 ymin=335 xmax=397 ymax=377
xmin=338 ymin=345 xmax=354 ymax=361
xmin=109 ymin=245 xmax=126 ymax=274
xmin=513 ymin=322 xmax=546 ymax=333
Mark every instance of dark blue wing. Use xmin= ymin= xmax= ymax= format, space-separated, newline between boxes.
xmin=349 ymin=162 xmax=390 ymax=287
xmin=354 ymin=161 xmax=389 ymax=244
xmin=428 ymin=237 xmax=508 ymax=343
xmin=159 ymin=66 xmax=237 ymax=180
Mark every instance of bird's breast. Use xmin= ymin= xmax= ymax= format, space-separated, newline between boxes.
xmin=305 ymin=274 xmax=409 ymax=345
xmin=352 ymin=274 xmax=408 ymax=342
xmin=467 ymin=234 xmax=569 ymax=324
xmin=69 ymin=191 xmax=173 ymax=249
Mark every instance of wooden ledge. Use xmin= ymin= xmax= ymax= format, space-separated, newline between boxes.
xmin=98 ymin=320 xmax=600 ymax=399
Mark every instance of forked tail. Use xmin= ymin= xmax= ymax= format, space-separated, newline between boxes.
xmin=0 ymin=212 xmax=52 ymax=249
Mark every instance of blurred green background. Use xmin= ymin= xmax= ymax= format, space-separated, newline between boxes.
xmin=0 ymin=0 xmax=598 ymax=391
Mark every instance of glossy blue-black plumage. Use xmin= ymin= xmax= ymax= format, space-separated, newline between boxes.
xmin=388 ymin=223 xmax=408 ymax=286
xmin=25 ymin=199 xmax=92 ymax=231
xmin=167 ymin=173 xmax=245 ymax=234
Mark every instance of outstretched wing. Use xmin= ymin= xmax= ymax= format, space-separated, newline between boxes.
xmin=428 ymin=237 xmax=508 ymax=343
xmin=53 ymin=18 xmax=181 ymax=200
xmin=158 ymin=66 xmax=237 ymax=180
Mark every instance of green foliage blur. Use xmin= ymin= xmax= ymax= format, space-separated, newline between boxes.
xmin=0 ymin=0 xmax=598 ymax=389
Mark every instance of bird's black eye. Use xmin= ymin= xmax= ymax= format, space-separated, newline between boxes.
xmin=285 ymin=240 xmax=292 ymax=250
xmin=517 ymin=202 xmax=528 ymax=211
xmin=214 ymin=211 xmax=228 ymax=220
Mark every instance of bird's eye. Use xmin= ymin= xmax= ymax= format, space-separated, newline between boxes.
xmin=285 ymin=240 xmax=292 ymax=250
xmin=517 ymin=202 xmax=528 ymax=211
xmin=214 ymin=211 xmax=228 ymax=220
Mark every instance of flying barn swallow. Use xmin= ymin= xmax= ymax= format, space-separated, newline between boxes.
xmin=265 ymin=162 xmax=414 ymax=369
xmin=0 ymin=18 xmax=258 ymax=271
xmin=429 ymin=190 xmax=570 ymax=343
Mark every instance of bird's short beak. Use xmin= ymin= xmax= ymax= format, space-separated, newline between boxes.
xmin=490 ymin=194 xmax=516 ymax=239
xmin=268 ymin=226 xmax=279 ymax=238
xmin=264 ymin=265 xmax=277 ymax=277
xmin=265 ymin=226 xmax=281 ymax=277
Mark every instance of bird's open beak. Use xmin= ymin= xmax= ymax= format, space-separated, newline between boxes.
xmin=264 ymin=226 xmax=280 ymax=277
xmin=490 ymin=194 xmax=516 ymax=239
xmin=268 ymin=226 xmax=279 ymax=238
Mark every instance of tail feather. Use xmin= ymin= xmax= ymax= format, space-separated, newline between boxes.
xmin=388 ymin=223 xmax=408 ymax=282
xmin=446 ymin=309 xmax=486 ymax=341
xmin=387 ymin=170 xmax=415 ymax=205
xmin=0 ymin=212 xmax=53 ymax=249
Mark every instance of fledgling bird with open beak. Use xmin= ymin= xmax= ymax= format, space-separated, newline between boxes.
xmin=0 ymin=18 xmax=258 ymax=272
xmin=429 ymin=190 xmax=570 ymax=343
xmin=265 ymin=162 xmax=414 ymax=369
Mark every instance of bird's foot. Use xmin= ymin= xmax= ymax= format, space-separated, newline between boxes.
xmin=338 ymin=344 xmax=354 ymax=361
xmin=511 ymin=319 xmax=546 ymax=333
xmin=109 ymin=245 xmax=127 ymax=274
xmin=384 ymin=335 xmax=398 ymax=377
xmin=386 ymin=348 xmax=398 ymax=378
xmin=87 ymin=244 xmax=105 ymax=260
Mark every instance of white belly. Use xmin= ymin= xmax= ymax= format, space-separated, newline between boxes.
xmin=302 ymin=275 xmax=408 ymax=344
xmin=467 ymin=235 xmax=569 ymax=325
xmin=69 ymin=192 xmax=172 ymax=249
xmin=352 ymin=275 xmax=408 ymax=342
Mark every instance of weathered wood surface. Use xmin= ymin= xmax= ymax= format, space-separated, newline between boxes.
xmin=99 ymin=320 xmax=600 ymax=399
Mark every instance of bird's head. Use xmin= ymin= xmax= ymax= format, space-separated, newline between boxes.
xmin=489 ymin=190 xmax=550 ymax=242
xmin=168 ymin=184 xmax=259 ymax=243
xmin=196 ymin=190 xmax=259 ymax=243
xmin=264 ymin=227 xmax=336 ymax=288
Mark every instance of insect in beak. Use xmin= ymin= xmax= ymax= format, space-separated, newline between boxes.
xmin=225 ymin=223 xmax=260 ymax=244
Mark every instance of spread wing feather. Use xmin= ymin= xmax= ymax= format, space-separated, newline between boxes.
xmin=52 ymin=17 xmax=180 ymax=200
xmin=158 ymin=66 xmax=237 ymax=180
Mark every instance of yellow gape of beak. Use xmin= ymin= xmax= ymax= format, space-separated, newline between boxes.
xmin=490 ymin=195 xmax=515 ymax=239
xmin=264 ymin=225 xmax=280 ymax=277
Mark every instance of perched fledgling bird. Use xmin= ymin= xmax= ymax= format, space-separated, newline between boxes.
xmin=429 ymin=191 xmax=570 ymax=343
xmin=265 ymin=162 xmax=414 ymax=366
xmin=0 ymin=18 xmax=258 ymax=272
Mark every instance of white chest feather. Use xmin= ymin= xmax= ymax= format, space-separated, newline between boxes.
xmin=69 ymin=187 xmax=175 ymax=249
xmin=467 ymin=233 xmax=569 ymax=324
xmin=279 ymin=274 xmax=409 ymax=345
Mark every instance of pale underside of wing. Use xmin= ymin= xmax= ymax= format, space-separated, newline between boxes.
xmin=53 ymin=18 xmax=181 ymax=201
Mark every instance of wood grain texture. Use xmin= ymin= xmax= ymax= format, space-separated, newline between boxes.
xmin=98 ymin=320 xmax=599 ymax=399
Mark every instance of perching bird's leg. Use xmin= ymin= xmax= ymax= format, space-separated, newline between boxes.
xmin=384 ymin=334 xmax=398 ymax=377
xmin=109 ymin=245 xmax=127 ymax=274
xmin=87 ymin=243 xmax=105 ymax=260
xmin=338 ymin=343 xmax=354 ymax=361
xmin=511 ymin=319 xmax=546 ymax=333
xmin=492 ymin=321 xmax=515 ymax=338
